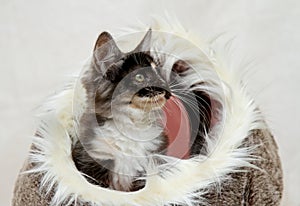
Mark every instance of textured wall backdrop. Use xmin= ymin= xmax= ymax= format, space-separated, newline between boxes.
xmin=1 ymin=0 xmax=299 ymax=205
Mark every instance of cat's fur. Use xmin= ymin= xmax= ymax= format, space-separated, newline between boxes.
xmin=72 ymin=30 xmax=212 ymax=191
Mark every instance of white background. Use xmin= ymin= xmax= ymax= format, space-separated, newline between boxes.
xmin=1 ymin=0 xmax=299 ymax=205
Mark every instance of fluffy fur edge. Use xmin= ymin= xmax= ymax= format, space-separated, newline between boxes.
xmin=27 ymin=17 xmax=265 ymax=206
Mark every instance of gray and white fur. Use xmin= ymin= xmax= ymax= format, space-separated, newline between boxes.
xmin=72 ymin=30 xmax=211 ymax=192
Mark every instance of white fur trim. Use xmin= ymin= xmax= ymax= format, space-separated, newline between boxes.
xmin=28 ymin=17 xmax=264 ymax=206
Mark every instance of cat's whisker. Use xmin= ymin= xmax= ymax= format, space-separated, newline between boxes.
xmin=169 ymin=77 xmax=193 ymax=86
xmin=169 ymin=82 xmax=189 ymax=90
xmin=173 ymin=95 xmax=206 ymax=121
xmin=155 ymin=101 xmax=164 ymax=122
xmin=174 ymin=94 xmax=199 ymax=111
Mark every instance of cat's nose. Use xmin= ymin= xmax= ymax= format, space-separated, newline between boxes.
xmin=164 ymin=90 xmax=172 ymax=99
xmin=150 ymin=87 xmax=172 ymax=99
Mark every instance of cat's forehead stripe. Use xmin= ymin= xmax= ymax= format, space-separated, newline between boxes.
xmin=150 ymin=62 xmax=156 ymax=70
xmin=150 ymin=62 xmax=160 ymax=77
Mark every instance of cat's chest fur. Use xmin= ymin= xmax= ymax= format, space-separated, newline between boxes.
xmin=74 ymin=115 xmax=167 ymax=191
xmin=91 ymin=118 xmax=165 ymax=160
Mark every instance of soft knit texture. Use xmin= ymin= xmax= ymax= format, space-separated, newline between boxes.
xmin=12 ymin=18 xmax=283 ymax=206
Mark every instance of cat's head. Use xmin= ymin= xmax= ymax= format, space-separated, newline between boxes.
xmin=82 ymin=29 xmax=172 ymax=124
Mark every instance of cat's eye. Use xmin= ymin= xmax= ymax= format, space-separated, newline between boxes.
xmin=135 ymin=74 xmax=145 ymax=82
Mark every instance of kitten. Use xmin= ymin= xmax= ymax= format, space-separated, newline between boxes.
xmin=72 ymin=29 xmax=211 ymax=192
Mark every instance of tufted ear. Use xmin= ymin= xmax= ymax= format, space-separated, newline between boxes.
xmin=93 ymin=32 xmax=122 ymax=71
xmin=133 ymin=28 xmax=152 ymax=53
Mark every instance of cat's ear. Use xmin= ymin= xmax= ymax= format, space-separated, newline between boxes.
xmin=172 ymin=60 xmax=190 ymax=75
xmin=93 ymin=32 xmax=122 ymax=71
xmin=94 ymin=32 xmax=120 ymax=52
xmin=133 ymin=28 xmax=152 ymax=53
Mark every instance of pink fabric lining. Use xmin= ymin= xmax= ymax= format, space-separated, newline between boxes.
xmin=163 ymin=96 xmax=191 ymax=159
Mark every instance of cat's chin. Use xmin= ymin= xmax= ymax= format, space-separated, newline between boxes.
xmin=129 ymin=92 xmax=167 ymax=111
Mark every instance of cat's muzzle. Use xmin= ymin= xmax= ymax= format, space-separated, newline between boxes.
xmin=130 ymin=86 xmax=171 ymax=111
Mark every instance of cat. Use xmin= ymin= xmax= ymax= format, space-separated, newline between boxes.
xmin=72 ymin=29 xmax=211 ymax=192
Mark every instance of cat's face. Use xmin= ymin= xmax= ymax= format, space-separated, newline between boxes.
xmin=108 ymin=52 xmax=171 ymax=114
xmin=82 ymin=30 xmax=172 ymax=125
